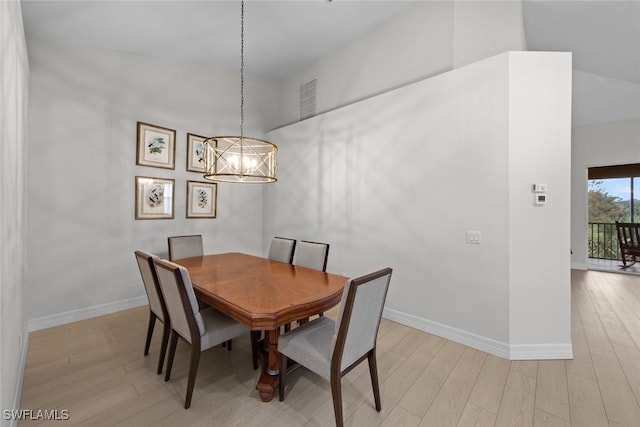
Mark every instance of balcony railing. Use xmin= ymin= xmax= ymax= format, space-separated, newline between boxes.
xmin=588 ymin=222 xmax=621 ymax=260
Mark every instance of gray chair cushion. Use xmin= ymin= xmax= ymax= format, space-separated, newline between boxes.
xmin=268 ymin=237 xmax=295 ymax=264
xmin=155 ymin=260 xmax=205 ymax=342
xmin=278 ymin=316 xmax=335 ymax=380
xmin=335 ymin=274 xmax=389 ymax=370
xmin=199 ymin=308 xmax=249 ymax=351
xmin=168 ymin=235 xmax=203 ymax=260
xmin=175 ymin=265 xmax=207 ymax=335
xmin=135 ymin=251 xmax=164 ymax=322
xmin=293 ymin=241 xmax=328 ymax=271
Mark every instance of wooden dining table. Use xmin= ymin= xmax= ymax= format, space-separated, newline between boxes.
xmin=173 ymin=252 xmax=348 ymax=402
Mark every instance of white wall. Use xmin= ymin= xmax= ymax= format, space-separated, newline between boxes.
xmin=571 ymin=117 xmax=640 ymax=268
xmin=0 ymin=1 xmax=29 ymax=422
xmin=266 ymin=52 xmax=572 ymax=359
xmin=277 ymin=0 xmax=526 ymax=127
xmin=26 ymin=36 xmax=278 ymax=327
xmin=508 ymin=53 xmax=572 ymax=356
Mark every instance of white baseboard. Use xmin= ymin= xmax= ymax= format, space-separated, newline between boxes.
xmin=383 ymin=307 xmax=510 ymax=359
xmin=28 ymin=296 xmax=148 ymax=332
xmin=10 ymin=325 xmax=29 ymax=427
xmin=382 ymin=307 xmax=573 ymax=360
xmin=509 ymin=343 xmax=573 ymax=360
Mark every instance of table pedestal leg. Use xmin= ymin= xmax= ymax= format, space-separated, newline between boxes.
xmin=255 ymin=328 xmax=280 ymax=402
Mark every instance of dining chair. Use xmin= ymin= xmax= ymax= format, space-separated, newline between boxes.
xmin=167 ymin=234 xmax=203 ymax=260
xmin=278 ymin=267 xmax=393 ymax=427
xmin=292 ymin=240 xmax=330 ymax=321
xmin=267 ymin=237 xmax=296 ymax=264
xmin=134 ymin=250 xmax=171 ymax=375
xmin=293 ymin=240 xmax=330 ymax=272
xmin=153 ymin=258 xmax=249 ymax=409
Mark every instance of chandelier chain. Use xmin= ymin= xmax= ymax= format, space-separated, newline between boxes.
xmin=240 ymin=0 xmax=244 ymax=140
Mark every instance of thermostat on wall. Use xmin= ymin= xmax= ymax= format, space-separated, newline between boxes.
xmin=535 ymin=193 xmax=547 ymax=205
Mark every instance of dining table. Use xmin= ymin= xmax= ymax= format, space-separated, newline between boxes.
xmin=173 ymin=252 xmax=348 ymax=402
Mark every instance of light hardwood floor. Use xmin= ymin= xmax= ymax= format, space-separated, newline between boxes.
xmin=19 ymin=270 xmax=640 ymax=426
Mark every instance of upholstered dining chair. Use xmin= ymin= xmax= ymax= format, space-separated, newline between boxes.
xmin=293 ymin=240 xmax=329 ymax=272
xmin=268 ymin=237 xmax=297 ymax=264
xmin=153 ymin=258 xmax=249 ymax=409
xmin=293 ymin=240 xmax=330 ymax=321
xmin=134 ymin=250 xmax=171 ymax=375
xmin=278 ymin=268 xmax=393 ymax=427
xmin=167 ymin=234 xmax=203 ymax=260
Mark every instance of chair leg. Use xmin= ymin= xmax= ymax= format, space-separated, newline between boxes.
xmin=368 ymin=349 xmax=382 ymax=412
xmin=226 ymin=339 xmax=232 ymax=351
xmin=157 ymin=320 xmax=171 ymax=375
xmin=251 ymin=331 xmax=260 ymax=370
xmin=279 ymin=353 xmax=288 ymax=401
xmin=184 ymin=346 xmax=201 ymax=409
xmin=144 ymin=311 xmax=157 ymax=355
xmin=164 ymin=331 xmax=179 ymax=382
xmin=330 ymin=374 xmax=344 ymax=427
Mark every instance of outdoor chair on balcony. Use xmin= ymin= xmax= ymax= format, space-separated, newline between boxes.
xmin=616 ymin=221 xmax=640 ymax=268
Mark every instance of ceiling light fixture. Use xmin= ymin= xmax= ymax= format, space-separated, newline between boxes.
xmin=203 ymin=1 xmax=277 ymax=184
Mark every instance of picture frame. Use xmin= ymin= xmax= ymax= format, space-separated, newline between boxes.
xmin=186 ymin=133 xmax=208 ymax=173
xmin=186 ymin=180 xmax=217 ymax=219
xmin=135 ymin=176 xmax=175 ymax=220
xmin=136 ymin=122 xmax=176 ymax=169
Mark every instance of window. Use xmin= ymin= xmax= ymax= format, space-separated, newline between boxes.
xmin=587 ymin=164 xmax=640 ymax=260
xmin=588 ymin=163 xmax=639 ymax=224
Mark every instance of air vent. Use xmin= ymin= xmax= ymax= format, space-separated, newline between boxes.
xmin=299 ymin=79 xmax=317 ymax=120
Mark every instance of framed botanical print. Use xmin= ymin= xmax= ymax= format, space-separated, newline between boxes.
xmin=186 ymin=180 xmax=217 ymax=218
xmin=136 ymin=122 xmax=176 ymax=169
xmin=187 ymin=133 xmax=208 ymax=173
xmin=135 ymin=176 xmax=175 ymax=220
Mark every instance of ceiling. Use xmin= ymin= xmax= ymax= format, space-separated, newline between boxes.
xmin=20 ymin=0 xmax=417 ymax=78
xmin=523 ymin=1 xmax=640 ymax=84
xmin=20 ymin=1 xmax=640 ymax=88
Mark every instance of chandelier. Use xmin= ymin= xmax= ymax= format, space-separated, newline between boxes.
xmin=203 ymin=1 xmax=277 ymax=184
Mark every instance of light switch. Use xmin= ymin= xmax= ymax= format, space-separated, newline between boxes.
xmin=466 ymin=231 xmax=481 ymax=244
xmin=532 ymin=184 xmax=547 ymax=193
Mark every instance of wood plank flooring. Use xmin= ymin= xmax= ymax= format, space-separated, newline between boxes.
xmin=18 ymin=269 xmax=640 ymax=426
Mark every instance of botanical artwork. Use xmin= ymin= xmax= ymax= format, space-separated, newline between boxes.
xmin=197 ymin=188 xmax=208 ymax=208
xmin=136 ymin=122 xmax=176 ymax=169
xmin=135 ymin=176 xmax=174 ymax=219
xmin=187 ymin=133 xmax=208 ymax=173
xmin=187 ymin=181 xmax=217 ymax=218
xmin=145 ymin=184 xmax=165 ymax=210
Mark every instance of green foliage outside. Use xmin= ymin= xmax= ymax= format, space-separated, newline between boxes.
xmin=588 ymin=180 xmax=638 ymax=259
